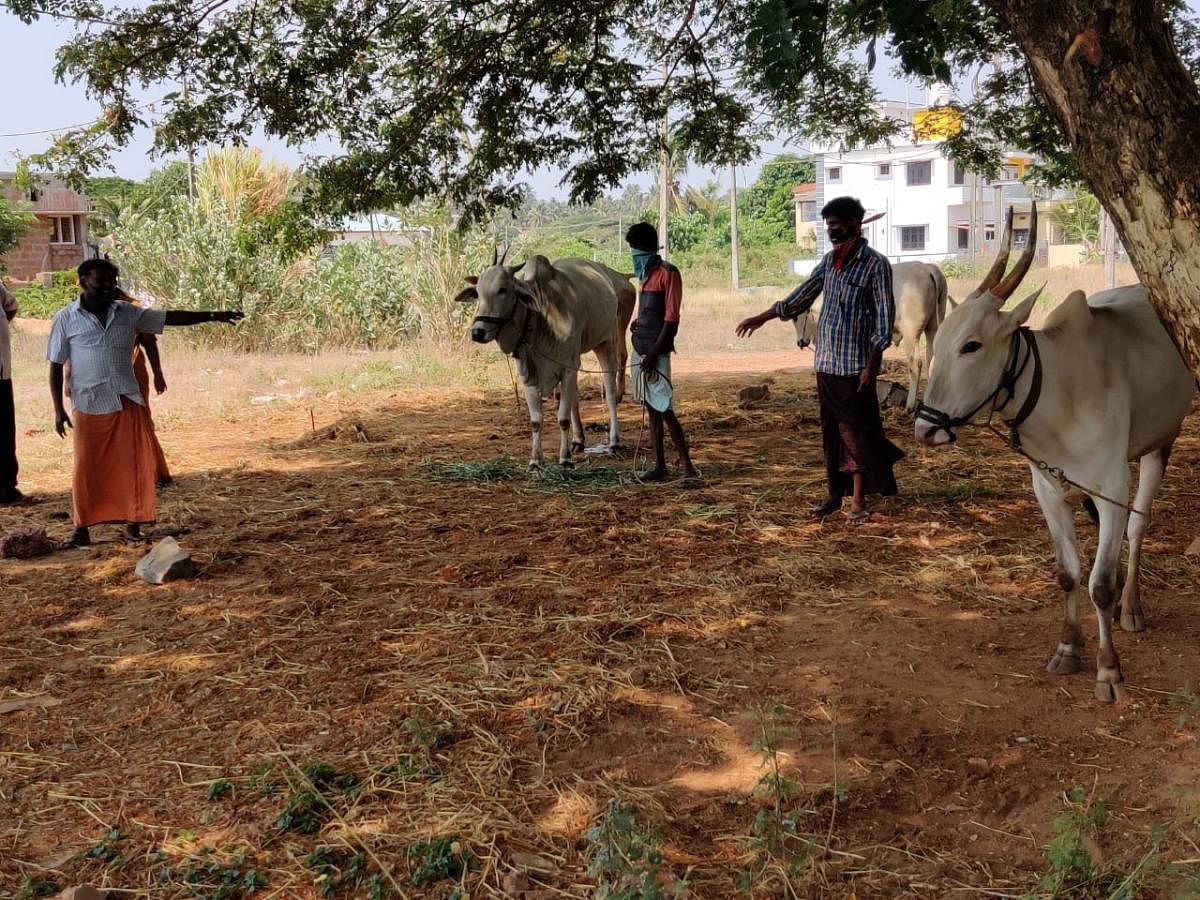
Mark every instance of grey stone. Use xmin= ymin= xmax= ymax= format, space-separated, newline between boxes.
xmin=135 ymin=537 xmax=196 ymax=584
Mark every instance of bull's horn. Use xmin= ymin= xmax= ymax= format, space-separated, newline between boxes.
xmin=991 ymin=201 xmax=1038 ymax=301
xmin=967 ymin=205 xmax=1014 ymax=300
xmin=492 ymin=244 xmax=498 ymax=266
xmin=499 ymin=244 xmax=511 ymax=265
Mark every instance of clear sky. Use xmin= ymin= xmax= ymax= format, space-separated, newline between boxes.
xmin=0 ymin=11 xmax=925 ymax=199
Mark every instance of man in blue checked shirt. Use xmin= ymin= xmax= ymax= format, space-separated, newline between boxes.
xmin=736 ymin=196 xmax=903 ymax=522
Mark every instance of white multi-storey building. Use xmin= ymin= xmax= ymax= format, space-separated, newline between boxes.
xmin=804 ymin=92 xmax=1071 ymax=264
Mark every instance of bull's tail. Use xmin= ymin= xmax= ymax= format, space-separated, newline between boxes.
xmin=932 ymin=267 xmax=953 ymax=320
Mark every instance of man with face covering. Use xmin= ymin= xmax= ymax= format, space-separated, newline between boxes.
xmin=48 ymin=258 xmax=243 ymax=548
xmin=625 ymin=222 xmax=700 ymax=485
xmin=735 ymin=196 xmax=902 ymax=521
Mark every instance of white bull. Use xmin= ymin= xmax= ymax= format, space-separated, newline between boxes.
xmin=915 ymin=203 xmax=1193 ymax=703
xmin=794 ymin=260 xmax=952 ymax=411
xmin=457 ymin=255 xmax=635 ymax=469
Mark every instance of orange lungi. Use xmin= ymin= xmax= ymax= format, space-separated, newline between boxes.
xmin=71 ymin=397 xmax=157 ymax=528
xmin=132 ymin=347 xmax=171 ymax=484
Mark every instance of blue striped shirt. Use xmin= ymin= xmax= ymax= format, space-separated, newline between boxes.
xmin=47 ymin=298 xmax=167 ymax=415
xmin=773 ymin=240 xmax=894 ymax=376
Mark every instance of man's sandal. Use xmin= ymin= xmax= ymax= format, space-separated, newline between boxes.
xmin=810 ymin=499 xmax=842 ymax=518
xmin=59 ymin=531 xmax=91 ymax=550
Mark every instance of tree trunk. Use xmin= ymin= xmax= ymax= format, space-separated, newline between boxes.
xmin=990 ymin=0 xmax=1200 ymax=377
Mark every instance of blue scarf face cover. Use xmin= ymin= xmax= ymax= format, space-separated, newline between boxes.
xmin=630 ymin=249 xmax=659 ymax=280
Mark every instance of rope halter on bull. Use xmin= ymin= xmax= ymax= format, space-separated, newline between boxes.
xmin=915 ymin=205 xmax=1043 ymax=445
xmin=914 ymin=202 xmax=1145 ymax=517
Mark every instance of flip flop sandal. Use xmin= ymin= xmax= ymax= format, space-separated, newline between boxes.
xmin=58 ymin=534 xmax=91 ymax=550
xmin=678 ymin=475 xmax=703 ymax=489
xmin=847 ymin=509 xmax=870 ymax=523
xmin=810 ymin=500 xmax=841 ymax=517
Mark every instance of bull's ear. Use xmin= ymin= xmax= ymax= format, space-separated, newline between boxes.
xmin=1004 ymin=285 xmax=1044 ymax=329
xmin=464 ymin=275 xmax=479 ymax=285
xmin=452 ymin=286 xmax=478 ymax=303
xmin=507 ymin=261 xmax=525 ymax=275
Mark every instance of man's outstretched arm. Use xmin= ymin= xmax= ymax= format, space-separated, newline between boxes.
xmin=163 ymin=310 xmax=244 ymax=327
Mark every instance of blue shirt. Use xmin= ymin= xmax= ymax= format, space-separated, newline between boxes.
xmin=47 ymin=298 xmax=167 ymax=415
xmin=773 ymin=240 xmax=894 ymax=376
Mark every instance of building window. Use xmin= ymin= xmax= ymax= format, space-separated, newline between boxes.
xmin=985 ymin=225 xmax=996 ymax=241
xmin=49 ymin=215 xmax=75 ymax=245
xmin=1014 ymin=228 xmax=1030 ymax=248
xmin=952 ymin=162 xmax=966 ymax=186
xmin=901 ymin=226 xmax=927 ymax=251
xmin=827 ymin=165 xmax=842 ymax=182
xmin=799 ymin=200 xmax=816 ymax=221
xmin=877 ymin=163 xmax=891 ymax=179
xmin=957 ymin=228 xmax=970 ymax=250
xmin=906 ymin=160 xmax=932 ymax=186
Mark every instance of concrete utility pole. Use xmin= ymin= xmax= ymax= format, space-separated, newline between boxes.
xmin=992 ymin=183 xmax=1004 ymax=255
xmin=1101 ymin=207 xmax=1117 ymax=289
xmin=658 ymin=60 xmax=670 ymax=260
xmin=183 ymin=76 xmax=197 ymax=201
xmin=969 ymin=172 xmax=978 ymax=262
xmin=729 ymin=164 xmax=740 ymax=292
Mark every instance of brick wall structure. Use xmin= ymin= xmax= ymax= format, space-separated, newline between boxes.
xmin=1 ymin=174 xmax=91 ymax=282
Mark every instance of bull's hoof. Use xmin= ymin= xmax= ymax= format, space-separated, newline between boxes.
xmin=1094 ymin=676 xmax=1126 ymax=704
xmin=528 ymin=460 xmax=543 ymax=472
xmin=1047 ymin=646 xmax=1084 ymax=675
xmin=1119 ymin=609 xmax=1146 ymax=632
xmin=570 ymin=441 xmax=586 ymax=454
xmin=559 ymin=459 xmax=575 ymax=470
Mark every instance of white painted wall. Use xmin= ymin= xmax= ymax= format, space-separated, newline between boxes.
xmin=818 ymin=145 xmax=992 ymax=263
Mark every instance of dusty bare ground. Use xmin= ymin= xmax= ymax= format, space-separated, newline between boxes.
xmin=2 ymin=332 xmax=1199 ymax=899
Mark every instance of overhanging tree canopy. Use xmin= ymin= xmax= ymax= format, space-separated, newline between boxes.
xmin=9 ymin=0 xmax=1200 ymax=373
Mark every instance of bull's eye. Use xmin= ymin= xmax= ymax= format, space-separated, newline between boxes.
xmin=960 ymin=340 xmax=982 ymax=354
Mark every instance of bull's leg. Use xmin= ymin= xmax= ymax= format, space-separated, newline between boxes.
xmin=1119 ymin=442 xmax=1171 ymax=632
xmin=1089 ymin=471 xmax=1132 ymax=703
xmin=920 ymin=322 xmax=938 ymax=410
xmin=902 ymin=338 xmax=921 ymax=413
xmin=524 ymin=384 xmax=544 ymax=470
xmin=595 ymin=341 xmax=623 ymax=450
xmin=557 ymin=371 xmax=579 ymax=468
xmin=1032 ymin=466 xmax=1087 ymax=676
xmin=570 ymin=399 xmax=585 ymax=455
xmin=617 ymin=343 xmax=629 ymax=404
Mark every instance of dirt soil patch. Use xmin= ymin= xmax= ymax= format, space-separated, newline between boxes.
xmin=2 ymin=363 xmax=1199 ymax=898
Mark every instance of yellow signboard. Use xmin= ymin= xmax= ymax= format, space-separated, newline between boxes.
xmin=913 ymin=108 xmax=963 ymax=141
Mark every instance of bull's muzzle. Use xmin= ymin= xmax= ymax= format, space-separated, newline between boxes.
xmin=470 ymin=326 xmax=490 ymax=343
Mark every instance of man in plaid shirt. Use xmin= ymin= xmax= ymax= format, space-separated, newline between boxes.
xmin=737 ymin=196 xmax=903 ymax=521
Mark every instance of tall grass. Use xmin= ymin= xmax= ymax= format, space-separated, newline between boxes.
xmin=197 ymin=146 xmax=293 ymax=224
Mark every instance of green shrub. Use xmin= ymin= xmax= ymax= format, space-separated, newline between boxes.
xmin=13 ymin=277 xmax=77 ymax=319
